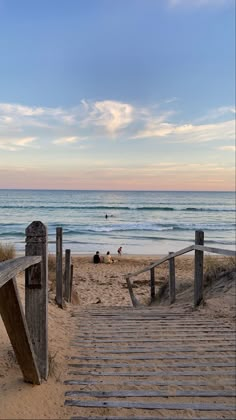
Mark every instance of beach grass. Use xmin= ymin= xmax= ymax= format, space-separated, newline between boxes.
xmin=0 ymin=242 xmax=16 ymax=262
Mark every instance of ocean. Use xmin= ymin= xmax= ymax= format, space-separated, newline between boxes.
xmin=0 ymin=189 xmax=235 ymax=256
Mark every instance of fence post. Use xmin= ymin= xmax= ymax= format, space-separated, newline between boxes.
xmin=69 ymin=264 xmax=74 ymax=302
xmin=150 ymin=268 xmax=155 ymax=302
xmin=64 ymin=249 xmax=71 ymax=302
xmin=56 ymin=227 xmax=63 ymax=307
xmin=168 ymin=252 xmax=176 ymax=304
xmin=194 ymin=230 xmax=204 ymax=307
xmin=25 ymin=221 xmax=48 ymax=380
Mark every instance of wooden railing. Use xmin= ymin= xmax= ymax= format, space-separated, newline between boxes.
xmin=0 ymin=221 xmax=48 ymax=384
xmin=125 ymin=230 xmax=236 ymax=308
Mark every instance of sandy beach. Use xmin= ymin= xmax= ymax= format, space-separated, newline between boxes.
xmin=0 ymin=254 xmax=235 ymax=419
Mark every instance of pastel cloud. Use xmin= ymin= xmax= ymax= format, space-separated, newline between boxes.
xmin=133 ymin=119 xmax=235 ymax=143
xmin=53 ymin=136 xmax=86 ymax=145
xmin=0 ymin=136 xmax=37 ymax=151
xmin=218 ymin=145 xmax=236 ymax=152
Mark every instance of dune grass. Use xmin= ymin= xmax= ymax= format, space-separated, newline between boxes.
xmin=0 ymin=242 xmax=16 ymax=262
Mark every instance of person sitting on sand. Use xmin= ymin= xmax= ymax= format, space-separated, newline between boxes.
xmin=117 ymin=246 xmax=122 ymax=256
xmin=104 ymin=251 xmax=114 ymax=264
xmin=93 ymin=251 xmax=101 ymax=264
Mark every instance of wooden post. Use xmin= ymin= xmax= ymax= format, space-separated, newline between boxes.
xmin=25 ymin=221 xmax=48 ymax=380
xmin=69 ymin=264 xmax=74 ymax=302
xmin=125 ymin=277 xmax=140 ymax=307
xmin=64 ymin=249 xmax=71 ymax=302
xmin=194 ymin=230 xmax=204 ymax=307
xmin=0 ymin=277 xmax=41 ymax=384
xmin=56 ymin=227 xmax=63 ymax=307
xmin=150 ymin=268 xmax=155 ymax=302
xmin=168 ymin=252 xmax=176 ymax=304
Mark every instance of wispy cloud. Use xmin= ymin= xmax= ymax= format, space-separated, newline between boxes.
xmin=218 ymin=145 xmax=236 ymax=152
xmin=53 ymin=136 xmax=86 ymax=145
xmin=132 ymin=119 xmax=235 ymax=143
xmin=0 ymin=136 xmax=37 ymax=151
xmin=81 ymin=100 xmax=134 ymax=134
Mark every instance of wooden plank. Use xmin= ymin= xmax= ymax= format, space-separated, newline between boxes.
xmin=56 ymin=227 xmax=63 ymax=307
xmin=168 ymin=252 xmax=175 ymax=304
xmin=64 ymin=379 xmax=235 ymax=387
xmin=68 ymin=362 xmax=236 ymax=369
xmin=65 ymin=389 xmax=236 ymax=397
xmin=0 ymin=278 xmax=41 ymax=384
xmin=71 ymin=346 xmax=235 ymax=353
xmin=0 ymin=256 xmax=41 ymax=288
xmin=64 ymin=249 xmax=71 ymax=302
xmin=70 ymin=354 xmax=236 ymax=361
xmin=25 ymin=221 xmax=48 ymax=380
xmin=194 ymin=230 xmax=204 ymax=306
xmin=70 ymin=417 xmax=234 ymax=420
xmin=73 ymin=337 xmax=235 ymax=343
xmin=65 ymin=400 xmax=236 ymax=410
xmin=68 ymin=370 xmax=235 ymax=376
xmin=195 ymin=245 xmax=236 ymax=257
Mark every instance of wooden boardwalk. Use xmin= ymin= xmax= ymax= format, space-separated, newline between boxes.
xmin=64 ymin=307 xmax=236 ymax=420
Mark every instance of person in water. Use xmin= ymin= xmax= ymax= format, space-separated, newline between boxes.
xmin=105 ymin=214 xmax=108 ymax=219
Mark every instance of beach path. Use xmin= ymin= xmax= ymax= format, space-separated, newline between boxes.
xmin=64 ymin=306 xmax=236 ymax=419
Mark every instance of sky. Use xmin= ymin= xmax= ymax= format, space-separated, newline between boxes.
xmin=0 ymin=0 xmax=235 ymax=191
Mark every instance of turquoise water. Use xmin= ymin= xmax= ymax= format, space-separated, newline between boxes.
xmin=0 ymin=189 xmax=235 ymax=255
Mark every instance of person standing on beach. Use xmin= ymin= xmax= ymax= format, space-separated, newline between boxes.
xmin=117 ymin=246 xmax=122 ymax=256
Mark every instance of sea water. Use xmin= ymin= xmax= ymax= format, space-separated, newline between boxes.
xmin=0 ymin=189 xmax=235 ymax=255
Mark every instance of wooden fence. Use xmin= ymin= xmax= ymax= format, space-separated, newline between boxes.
xmin=0 ymin=221 xmax=74 ymax=385
xmin=0 ymin=221 xmax=48 ymax=384
xmin=125 ymin=230 xmax=236 ymax=308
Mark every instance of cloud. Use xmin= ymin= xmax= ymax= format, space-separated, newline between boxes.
xmin=53 ymin=136 xmax=86 ymax=145
xmin=81 ymin=100 xmax=134 ymax=133
xmin=0 ymin=136 xmax=37 ymax=151
xmin=218 ymin=145 xmax=236 ymax=152
xmin=132 ymin=119 xmax=235 ymax=143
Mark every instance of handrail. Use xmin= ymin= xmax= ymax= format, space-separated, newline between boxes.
xmin=194 ymin=245 xmax=236 ymax=257
xmin=126 ymin=245 xmax=195 ymax=279
xmin=124 ymin=236 xmax=235 ymax=309
xmin=125 ymin=245 xmax=235 ymax=279
xmin=0 ymin=256 xmax=42 ymax=288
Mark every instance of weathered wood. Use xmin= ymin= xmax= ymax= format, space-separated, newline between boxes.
xmin=66 ymin=389 xmax=236 ymax=397
xmin=0 ymin=278 xmax=41 ymax=384
xmin=69 ymin=361 xmax=236 ymax=369
xmin=168 ymin=252 xmax=175 ymax=304
xmin=64 ymin=249 xmax=71 ymax=302
xmin=0 ymin=256 xmax=41 ymax=288
xmin=25 ymin=221 xmax=48 ymax=380
xmin=125 ymin=277 xmax=140 ymax=307
xmin=72 ymin=346 xmax=234 ymax=353
xmin=150 ymin=268 xmax=155 ymax=301
xmin=69 ymin=264 xmax=74 ymax=302
xmin=56 ymin=227 xmax=63 ymax=307
xmin=65 ymin=379 xmax=235 ymax=386
xmin=70 ymin=354 xmax=236 ymax=360
xmin=65 ymin=400 xmax=236 ymax=410
xmin=69 ymin=370 xmax=235 ymax=376
xmin=195 ymin=244 xmax=236 ymax=257
xmin=73 ymin=337 xmax=235 ymax=344
xmin=70 ymin=417 xmax=229 ymax=420
xmin=194 ymin=230 xmax=204 ymax=306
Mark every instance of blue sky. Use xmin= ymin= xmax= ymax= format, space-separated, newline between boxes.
xmin=0 ymin=0 xmax=235 ymax=190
